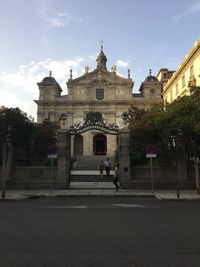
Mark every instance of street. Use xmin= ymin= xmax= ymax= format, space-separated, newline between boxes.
xmin=0 ymin=197 xmax=200 ymax=267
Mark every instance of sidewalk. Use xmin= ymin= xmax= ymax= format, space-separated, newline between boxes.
xmin=1 ymin=182 xmax=200 ymax=200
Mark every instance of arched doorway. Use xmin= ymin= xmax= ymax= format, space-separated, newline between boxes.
xmin=74 ymin=134 xmax=83 ymax=156
xmin=93 ymin=134 xmax=107 ymax=155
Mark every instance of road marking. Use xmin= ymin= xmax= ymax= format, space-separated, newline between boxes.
xmin=47 ymin=205 xmax=87 ymax=209
xmin=46 ymin=204 xmax=158 ymax=209
xmin=111 ymin=204 xmax=154 ymax=208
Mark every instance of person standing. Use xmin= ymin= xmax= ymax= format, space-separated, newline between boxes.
xmin=98 ymin=160 xmax=104 ymax=179
xmin=104 ymin=157 xmax=111 ymax=176
xmin=113 ymin=164 xmax=120 ymax=190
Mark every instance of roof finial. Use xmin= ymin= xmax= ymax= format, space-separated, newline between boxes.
xmin=149 ymin=69 xmax=152 ymax=75
xmin=128 ymin=69 xmax=130 ymax=79
xmin=100 ymin=40 xmax=103 ymax=51
xmin=70 ymin=69 xmax=73 ymax=79
xmin=49 ymin=70 xmax=52 ymax=77
xmin=85 ymin=65 xmax=89 ymax=74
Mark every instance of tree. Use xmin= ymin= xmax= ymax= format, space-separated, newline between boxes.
xmin=125 ymin=104 xmax=174 ymax=166
xmin=31 ymin=120 xmax=57 ymax=158
xmin=125 ymin=87 xmax=200 ymax=193
xmin=156 ymin=87 xmax=200 ymax=193
xmin=0 ymin=107 xmax=35 ymax=163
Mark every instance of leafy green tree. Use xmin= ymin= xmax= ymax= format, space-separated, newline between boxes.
xmin=126 ymin=104 xmax=174 ymax=166
xmin=124 ymin=105 xmax=146 ymax=128
xmin=0 ymin=107 xmax=35 ymax=163
xmin=156 ymin=90 xmax=200 ymax=158
xmin=125 ymin=87 xmax=200 ymax=192
xmin=0 ymin=107 xmax=58 ymax=166
xmin=31 ymin=120 xmax=57 ymax=158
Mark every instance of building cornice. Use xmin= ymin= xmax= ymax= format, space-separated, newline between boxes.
xmin=34 ymin=98 xmax=162 ymax=106
xmin=163 ymin=38 xmax=200 ymax=93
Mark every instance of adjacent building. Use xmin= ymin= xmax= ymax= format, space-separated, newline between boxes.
xmin=161 ymin=38 xmax=200 ymax=104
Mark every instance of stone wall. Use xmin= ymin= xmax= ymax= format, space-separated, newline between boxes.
xmin=0 ymin=165 xmax=197 ymax=190
xmin=0 ymin=166 xmax=67 ymax=189
xmin=120 ymin=166 xmax=196 ymax=189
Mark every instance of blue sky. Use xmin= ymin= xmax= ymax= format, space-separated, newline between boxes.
xmin=0 ymin=0 xmax=200 ymax=120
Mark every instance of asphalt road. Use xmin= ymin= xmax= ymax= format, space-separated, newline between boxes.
xmin=0 ymin=196 xmax=200 ymax=267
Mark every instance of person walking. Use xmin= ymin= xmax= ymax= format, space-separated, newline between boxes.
xmin=98 ymin=160 xmax=104 ymax=179
xmin=113 ymin=164 xmax=120 ymax=190
xmin=104 ymin=157 xmax=111 ymax=176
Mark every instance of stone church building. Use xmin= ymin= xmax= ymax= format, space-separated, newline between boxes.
xmin=35 ymin=46 xmax=162 ymax=157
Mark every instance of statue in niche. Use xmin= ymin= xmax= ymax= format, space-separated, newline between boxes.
xmin=59 ymin=113 xmax=67 ymax=129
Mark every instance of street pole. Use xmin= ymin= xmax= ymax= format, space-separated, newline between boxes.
xmin=1 ymin=142 xmax=7 ymax=199
xmin=150 ymin=157 xmax=154 ymax=194
xmin=50 ymin=158 xmax=54 ymax=197
xmin=194 ymin=157 xmax=200 ymax=195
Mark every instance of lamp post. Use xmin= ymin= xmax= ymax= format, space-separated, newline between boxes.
xmin=1 ymin=126 xmax=13 ymax=199
xmin=1 ymin=141 xmax=7 ymax=199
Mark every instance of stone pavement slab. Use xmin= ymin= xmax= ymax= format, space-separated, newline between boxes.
xmin=155 ymin=190 xmax=200 ymax=200
xmin=1 ymin=186 xmax=200 ymax=200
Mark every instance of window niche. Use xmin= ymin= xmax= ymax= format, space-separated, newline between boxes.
xmin=96 ymin=88 xmax=104 ymax=100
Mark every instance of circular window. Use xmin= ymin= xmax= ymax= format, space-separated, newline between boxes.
xmin=150 ymin=88 xmax=155 ymax=94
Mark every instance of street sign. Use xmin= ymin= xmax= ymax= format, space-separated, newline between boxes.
xmin=48 ymin=144 xmax=56 ymax=154
xmin=47 ymin=144 xmax=57 ymax=197
xmin=146 ymin=144 xmax=156 ymax=154
xmin=146 ymin=144 xmax=157 ymax=194
xmin=146 ymin=154 xmax=156 ymax=158
xmin=47 ymin=154 xmax=57 ymax=159
xmin=47 ymin=144 xmax=57 ymax=159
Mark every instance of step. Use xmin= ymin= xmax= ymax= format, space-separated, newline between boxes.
xmin=70 ymin=175 xmax=113 ymax=182
xmin=74 ymin=155 xmax=114 ymax=170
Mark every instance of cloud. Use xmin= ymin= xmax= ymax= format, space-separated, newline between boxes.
xmin=0 ymin=57 xmax=84 ymax=120
xmin=0 ymin=89 xmax=36 ymax=119
xmin=171 ymin=1 xmax=200 ymax=23
xmin=116 ymin=60 xmax=129 ymax=67
xmin=49 ymin=12 xmax=72 ymax=27
xmin=37 ymin=0 xmax=89 ymax=28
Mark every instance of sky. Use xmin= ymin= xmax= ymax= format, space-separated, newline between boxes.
xmin=0 ymin=0 xmax=200 ymax=121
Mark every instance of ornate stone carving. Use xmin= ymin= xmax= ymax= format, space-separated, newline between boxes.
xmin=70 ymin=112 xmax=119 ymax=135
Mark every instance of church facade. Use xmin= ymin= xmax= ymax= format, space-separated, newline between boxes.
xmin=35 ymin=46 xmax=162 ymax=156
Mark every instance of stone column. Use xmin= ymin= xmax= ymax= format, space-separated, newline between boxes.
xmin=6 ymin=141 xmax=13 ymax=181
xmin=107 ymin=135 xmax=116 ymax=156
xmin=118 ymin=128 xmax=131 ymax=186
xmin=83 ymin=131 xmax=91 ymax=155
xmin=71 ymin=135 xmax=74 ymax=157
xmin=57 ymin=129 xmax=71 ymax=188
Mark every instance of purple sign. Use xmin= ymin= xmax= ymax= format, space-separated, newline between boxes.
xmin=146 ymin=144 xmax=156 ymax=154
xmin=48 ymin=144 xmax=57 ymax=155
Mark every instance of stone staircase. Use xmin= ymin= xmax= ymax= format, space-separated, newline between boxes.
xmin=70 ymin=174 xmax=113 ymax=182
xmin=6 ymin=174 xmax=114 ymax=189
xmin=74 ymin=155 xmax=114 ymax=170
xmin=3 ymin=155 xmax=115 ymax=189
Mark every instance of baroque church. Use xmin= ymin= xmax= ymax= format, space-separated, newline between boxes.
xmin=35 ymin=46 xmax=162 ymax=157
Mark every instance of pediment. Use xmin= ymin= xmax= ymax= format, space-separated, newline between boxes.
xmin=67 ymin=68 xmax=131 ymax=86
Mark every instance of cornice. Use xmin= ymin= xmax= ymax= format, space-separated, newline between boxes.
xmin=163 ymin=39 xmax=200 ymax=92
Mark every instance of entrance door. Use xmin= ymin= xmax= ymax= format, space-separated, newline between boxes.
xmin=93 ymin=134 xmax=107 ymax=155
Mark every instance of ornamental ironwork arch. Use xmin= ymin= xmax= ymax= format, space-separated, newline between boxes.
xmin=70 ymin=112 xmax=119 ymax=135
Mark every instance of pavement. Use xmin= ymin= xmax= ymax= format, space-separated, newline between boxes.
xmin=1 ymin=182 xmax=200 ymax=200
